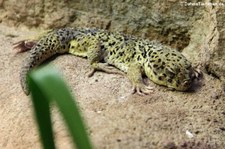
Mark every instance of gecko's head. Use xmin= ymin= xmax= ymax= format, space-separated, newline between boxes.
xmin=166 ymin=65 xmax=196 ymax=91
xmin=145 ymin=48 xmax=197 ymax=91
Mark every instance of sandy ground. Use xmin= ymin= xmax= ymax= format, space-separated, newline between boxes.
xmin=0 ymin=24 xmax=225 ymax=149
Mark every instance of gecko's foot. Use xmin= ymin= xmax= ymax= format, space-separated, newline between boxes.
xmin=192 ymin=64 xmax=203 ymax=80
xmin=194 ymin=69 xmax=202 ymax=80
xmin=131 ymin=84 xmax=154 ymax=96
xmin=13 ymin=40 xmax=37 ymax=53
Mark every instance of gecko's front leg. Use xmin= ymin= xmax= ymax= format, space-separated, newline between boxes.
xmin=127 ymin=63 xmax=154 ymax=95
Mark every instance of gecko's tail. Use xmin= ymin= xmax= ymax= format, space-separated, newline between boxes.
xmin=19 ymin=28 xmax=79 ymax=95
xmin=20 ymin=31 xmax=60 ymax=95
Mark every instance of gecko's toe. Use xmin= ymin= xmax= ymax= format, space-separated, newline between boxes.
xmin=87 ymin=69 xmax=96 ymax=77
xmin=132 ymin=84 xmax=154 ymax=96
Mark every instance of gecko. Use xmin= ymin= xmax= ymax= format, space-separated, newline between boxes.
xmin=13 ymin=27 xmax=199 ymax=95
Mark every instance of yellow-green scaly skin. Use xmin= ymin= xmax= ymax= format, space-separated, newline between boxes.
xmin=20 ymin=28 xmax=196 ymax=95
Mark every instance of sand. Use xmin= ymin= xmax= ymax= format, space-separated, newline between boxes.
xmin=0 ymin=24 xmax=224 ymax=149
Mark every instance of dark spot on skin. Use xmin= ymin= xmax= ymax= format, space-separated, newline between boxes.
xmin=165 ymin=53 xmax=169 ymax=57
xmin=114 ymin=46 xmax=120 ymax=50
xmin=61 ymin=37 xmax=65 ymax=41
xmin=142 ymin=50 xmax=147 ymax=58
xmin=176 ymin=80 xmax=180 ymax=86
xmin=109 ymin=41 xmax=116 ymax=46
xmin=163 ymin=73 xmax=167 ymax=77
xmin=158 ymin=76 xmax=163 ymax=80
xmin=66 ymin=30 xmax=70 ymax=36
xmin=119 ymin=51 xmax=124 ymax=56
xmin=100 ymin=45 xmax=105 ymax=50
xmin=52 ymin=44 xmax=55 ymax=47
xmin=162 ymin=62 xmax=165 ymax=65
xmin=172 ymin=53 xmax=177 ymax=56
xmin=150 ymin=60 xmax=155 ymax=63
xmin=153 ymin=64 xmax=158 ymax=68
xmin=158 ymin=59 xmax=161 ymax=63
xmin=166 ymin=58 xmax=171 ymax=61
xmin=148 ymin=50 xmax=153 ymax=56
xmin=153 ymin=71 xmax=157 ymax=75
xmin=115 ymin=55 xmax=120 ymax=59
xmin=137 ymin=55 xmax=141 ymax=61
xmin=139 ymin=44 xmax=144 ymax=49
xmin=178 ymin=56 xmax=182 ymax=59
xmin=154 ymin=55 xmax=159 ymax=58
xmin=153 ymin=52 xmax=157 ymax=55
xmin=131 ymin=51 xmax=136 ymax=58
xmin=179 ymin=62 xmax=184 ymax=66
xmin=168 ymin=79 xmax=172 ymax=83
xmin=112 ymin=50 xmax=116 ymax=55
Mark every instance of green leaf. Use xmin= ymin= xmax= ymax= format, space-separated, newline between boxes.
xmin=28 ymin=65 xmax=92 ymax=149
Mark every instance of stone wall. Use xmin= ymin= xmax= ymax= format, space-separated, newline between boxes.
xmin=0 ymin=0 xmax=224 ymax=81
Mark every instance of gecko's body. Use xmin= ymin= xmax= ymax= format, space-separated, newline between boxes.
xmin=16 ymin=28 xmax=197 ymax=95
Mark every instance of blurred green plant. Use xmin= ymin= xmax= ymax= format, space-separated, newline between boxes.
xmin=28 ymin=65 xmax=92 ymax=149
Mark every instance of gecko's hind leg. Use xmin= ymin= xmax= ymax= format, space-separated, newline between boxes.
xmin=88 ymin=63 xmax=124 ymax=77
xmin=87 ymin=40 xmax=124 ymax=77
